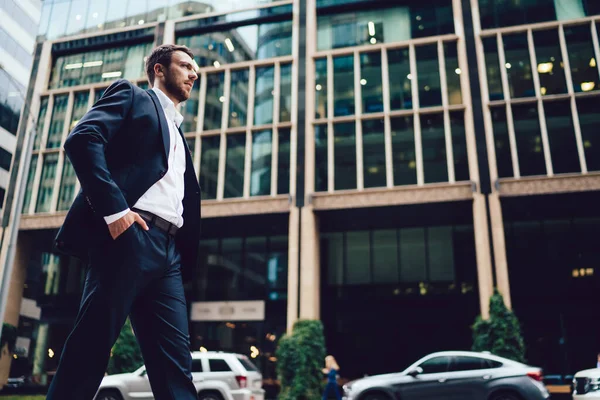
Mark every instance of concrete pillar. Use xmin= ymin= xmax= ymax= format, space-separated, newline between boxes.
xmin=473 ymin=193 xmax=494 ymax=319
xmin=286 ymin=207 xmax=300 ymax=333
xmin=488 ymin=192 xmax=511 ymax=309
xmin=299 ymin=206 xmax=320 ymax=320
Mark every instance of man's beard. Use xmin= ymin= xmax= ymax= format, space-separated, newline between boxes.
xmin=164 ymin=71 xmax=189 ymax=103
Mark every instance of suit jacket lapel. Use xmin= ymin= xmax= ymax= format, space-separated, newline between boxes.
xmin=147 ymin=89 xmax=170 ymax=161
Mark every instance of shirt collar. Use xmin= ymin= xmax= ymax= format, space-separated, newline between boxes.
xmin=152 ymin=87 xmax=184 ymax=129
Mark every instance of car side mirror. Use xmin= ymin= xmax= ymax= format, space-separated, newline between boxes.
xmin=408 ymin=367 xmax=423 ymax=377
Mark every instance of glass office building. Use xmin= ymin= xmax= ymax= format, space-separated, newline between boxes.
xmin=4 ymin=0 xmax=600 ymax=388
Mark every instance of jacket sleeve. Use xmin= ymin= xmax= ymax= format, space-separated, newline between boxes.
xmin=64 ymin=79 xmax=133 ymax=218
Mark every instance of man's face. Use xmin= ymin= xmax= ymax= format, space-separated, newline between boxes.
xmin=161 ymin=51 xmax=198 ymax=103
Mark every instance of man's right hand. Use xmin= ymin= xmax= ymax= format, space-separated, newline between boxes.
xmin=108 ymin=211 xmax=149 ymax=240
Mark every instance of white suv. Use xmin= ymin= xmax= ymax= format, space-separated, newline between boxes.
xmin=94 ymin=351 xmax=265 ymax=400
xmin=574 ymin=368 xmax=600 ymax=399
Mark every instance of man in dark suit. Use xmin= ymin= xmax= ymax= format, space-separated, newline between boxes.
xmin=49 ymin=44 xmax=201 ymax=400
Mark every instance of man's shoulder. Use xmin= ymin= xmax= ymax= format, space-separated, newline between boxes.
xmin=105 ymin=79 xmax=149 ymax=98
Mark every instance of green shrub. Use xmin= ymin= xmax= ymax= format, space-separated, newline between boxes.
xmin=472 ymin=289 xmax=526 ymax=363
xmin=107 ymin=319 xmax=144 ymax=375
xmin=276 ymin=320 xmax=326 ymax=400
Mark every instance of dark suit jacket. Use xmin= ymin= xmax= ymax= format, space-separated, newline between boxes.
xmin=54 ymin=79 xmax=201 ymax=271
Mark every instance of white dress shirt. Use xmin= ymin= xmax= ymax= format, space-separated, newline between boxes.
xmin=104 ymin=87 xmax=187 ymax=228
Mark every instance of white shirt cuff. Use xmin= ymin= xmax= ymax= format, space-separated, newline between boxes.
xmin=104 ymin=208 xmax=130 ymax=225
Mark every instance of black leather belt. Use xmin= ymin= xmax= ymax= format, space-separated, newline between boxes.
xmin=132 ymin=208 xmax=179 ymax=236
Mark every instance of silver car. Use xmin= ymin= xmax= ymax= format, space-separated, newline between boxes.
xmin=342 ymin=351 xmax=550 ymax=400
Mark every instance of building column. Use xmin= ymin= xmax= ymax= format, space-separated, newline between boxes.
xmin=488 ymin=192 xmax=511 ymax=308
xmin=299 ymin=206 xmax=320 ymax=320
xmin=473 ymin=193 xmax=494 ymax=319
xmin=286 ymin=207 xmax=300 ymax=333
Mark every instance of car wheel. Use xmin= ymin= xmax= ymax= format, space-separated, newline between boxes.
xmin=197 ymin=390 xmax=224 ymax=400
xmin=489 ymin=391 xmax=522 ymax=400
xmin=361 ymin=391 xmax=393 ymax=400
xmin=95 ymin=389 xmax=123 ymax=400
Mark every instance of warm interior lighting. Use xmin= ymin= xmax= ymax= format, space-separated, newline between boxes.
xmin=83 ymin=60 xmax=103 ymax=68
xmin=368 ymin=21 xmax=376 ymax=37
xmin=360 ymin=79 xmax=367 ymax=85
xmin=65 ymin=63 xmax=83 ymax=70
xmin=213 ymin=60 xmax=221 ymax=68
xmin=199 ymin=346 xmax=208 ymax=352
xmin=537 ymin=62 xmax=553 ymax=74
xmin=581 ymin=81 xmax=595 ymax=92
xmin=250 ymin=346 xmax=259 ymax=359
xmin=225 ymin=38 xmax=235 ymax=53
xmin=540 ymin=87 xmax=547 ymax=95
xmin=316 ymin=84 xmax=322 ymax=91
xmin=370 ymin=37 xmax=377 ymax=44
xmin=101 ymin=71 xmax=122 ymax=78
xmin=590 ymin=57 xmax=597 ymax=67
xmin=505 ymin=62 xmax=512 ymax=69
xmin=455 ymin=68 xmax=461 ymax=75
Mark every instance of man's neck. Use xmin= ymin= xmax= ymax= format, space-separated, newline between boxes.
xmin=153 ymin=84 xmax=180 ymax=107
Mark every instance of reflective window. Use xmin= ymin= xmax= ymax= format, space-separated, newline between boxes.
xmin=229 ymin=69 xmax=249 ymax=128
xmin=103 ymin=0 xmax=127 ymax=30
xmin=451 ymin=111 xmax=470 ymax=182
xmin=346 ymin=231 xmax=371 ymax=285
xmin=503 ymin=33 xmax=535 ymax=98
xmin=46 ymin=1 xmax=70 ymax=39
xmin=277 ymin=128 xmax=291 ymax=195
xmin=544 ymin=100 xmax=580 ymax=174
xmin=391 ymin=116 xmax=417 ymax=186
xmin=255 ymin=67 xmax=275 ymax=126
xmin=513 ymin=104 xmax=546 ymax=176
xmin=334 ymin=122 xmax=356 ymax=190
xmin=334 ymin=56 xmax=355 ymax=117
xmin=34 ymin=98 xmax=49 ymax=151
xmin=66 ymin=0 xmax=89 ymax=36
xmin=388 ymin=48 xmax=412 ymax=110
xmin=360 ymin=52 xmax=383 ymax=114
xmin=483 ymin=36 xmax=503 ymax=101
xmin=416 ymin=45 xmax=442 ymax=108
xmin=565 ymin=25 xmax=600 ymax=93
xmin=577 ymin=96 xmax=600 ymax=172
xmin=316 ymin=1 xmax=453 ymax=51
xmin=70 ymin=92 xmax=89 ymax=131
xmin=22 ymin=155 xmax=38 ymax=213
xmin=177 ymin=20 xmax=292 ymax=68
xmin=315 ymin=125 xmax=328 ymax=192
xmin=362 ymin=119 xmax=386 ymax=188
xmin=428 ymin=226 xmax=455 ymax=282
xmin=46 ymin=95 xmax=69 ymax=149
xmin=445 ymin=42 xmax=463 ymax=105
xmin=0 ymin=147 xmax=11 ymax=171
xmin=372 ymin=230 xmax=399 ymax=284
xmin=181 ymin=81 xmax=200 ymax=134
xmin=57 ymin=159 xmax=77 ymax=211
xmin=491 ymin=106 xmax=513 ymax=178
xmin=199 ymin=135 xmax=220 ymax=200
xmin=245 ymin=236 xmax=267 ymax=298
xmin=36 ymin=154 xmax=59 ymax=213
xmin=400 ymin=227 xmax=427 ymax=282
xmin=533 ymin=29 xmax=567 ymax=96
xmin=204 ymin=73 xmax=225 ymax=131
xmin=315 ymin=59 xmax=328 ymax=119
xmin=421 ymin=113 xmax=447 ymax=183
xmin=280 ymin=64 xmax=292 ymax=123
xmin=0 ymin=69 xmax=24 ymax=135
xmin=250 ymin=130 xmax=272 ymax=196
xmin=224 ymin=134 xmax=246 ymax=198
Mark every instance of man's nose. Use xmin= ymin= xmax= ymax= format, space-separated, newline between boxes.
xmin=190 ymin=71 xmax=198 ymax=81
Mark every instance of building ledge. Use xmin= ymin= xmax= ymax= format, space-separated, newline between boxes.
xmin=20 ymin=212 xmax=67 ymax=230
xmin=309 ymin=182 xmax=475 ymax=210
xmin=497 ymin=173 xmax=600 ymax=197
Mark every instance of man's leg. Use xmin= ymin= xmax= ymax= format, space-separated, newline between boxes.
xmin=130 ymin=240 xmax=197 ymax=400
xmin=47 ymin=229 xmax=145 ymax=400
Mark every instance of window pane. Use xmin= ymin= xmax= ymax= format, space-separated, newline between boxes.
xmin=47 ymin=95 xmax=69 ymax=149
xmin=533 ymin=29 xmax=567 ymax=96
xmin=123 ymin=43 xmax=152 ymax=81
xmin=391 ymin=116 xmax=417 ymax=186
xmin=224 ymin=134 xmax=246 ymax=198
xmin=445 ymin=42 xmax=463 ymax=105
xmin=544 ymin=100 xmax=580 ymax=174
xmin=104 ymin=0 xmax=127 ymax=30
xmin=200 ymin=135 xmax=220 ymax=200
xmin=181 ymin=79 xmax=200 ymax=134
xmin=268 ymin=235 xmax=289 ymax=293
xmin=125 ymin=0 xmax=148 ymax=27
xmin=57 ymin=159 xmax=77 ymax=211
xmin=334 ymin=56 xmax=355 ymax=117
xmin=250 ymin=130 xmax=272 ymax=196
xmin=512 ymin=103 xmax=546 ymax=176
xmin=85 ymin=2 xmax=108 ymax=33
xmin=483 ymin=36 xmax=504 ymax=101
xmin=478 ymin=0 xmax=558 ymax=29
xmin=346 ymin=231 xmax=371 ymax=285
xmin=373 ymin=230 xmax=399 ymax=284
xmin=334 ymin=122 xmax=357 ymax=190
xmin=451 ymin=111 xmax=469 ymax=181
xmin=315 ymin=125 xmax=328 ymax=192
xmin=428 ymin=226 xmax=455 ymax=282
xmin=82 ymin=51 xmax=104 ymax=85
xmin=420 ymin=356 xmax=451 ymax=374
xmin=245 ymin=236 xmax=267 ymax=297
xmin=504 ymin=33 xmax=535 ymax=98
xmin=323 ymin=233 xmax=344 ymax=286
xmin=94 ymin=87 xmax=107 ymax=104
xmin=34 ymin=98 xmax=49 ymax=151
xmin=388 ymin=48 xmax=412 ymax=110
xmin=416 ymin=45 xmax=442 ymax=107
xmin=491 ymin=106 xmax=514 ymax=178
xmin=421 ymin=113 xmax=447 ymax=183
xmin=450 ymin=356 xmax=488 ymax=372
xmin=565 ymin=25 xmax=600 ymax=93
xmin=70 ymin=92 xmax=90 ymax=131
xmin=47 ymin=1 xmax=69 ymax=39
xmin=66 ymin=0 xmax=89 ymax=36
xmin=362 ymin=119 xmax=386 ymax=188
xmin=400 ymin=227 xmax=426 ymax=282
xmin=277 ymin=128 xmax=290 ymax=194
xmin=102 ymin=48 xmax=125 ymax=83
xmin=22 ymin=155 xmax=38 ymax=213
xmin=280 ymin=64 xmax=292 ymax=123
xmin=360 ymin=52 xmax=383 ymax=114
xmin=315 ymin=59 xmax=328 ymax=119
xmin=192 ymin=360 xmax=203 ymax=373
xmin=577 ymin=96 xmax=600 ymax=171
xmin=254 ymin=67 xmax=275 ymax=126
xmin=186 ymin=138 xmax=196 ymax=162
xmin=230 ymin=70 xmax=249 ymax=128
xmin=204 ymin=73 xmax=225 ymax=131
xmin=36 ymin=154 xmax=59 ymax=213
xmin=208 ymin=359 xmax=231 ymax=372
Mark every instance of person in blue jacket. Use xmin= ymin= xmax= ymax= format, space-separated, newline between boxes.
xmin=322 ymin=355 xmax=342 ymax=400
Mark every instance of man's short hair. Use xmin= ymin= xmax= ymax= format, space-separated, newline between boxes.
xmin=145 ymin=44 xmax=195 ymax=86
